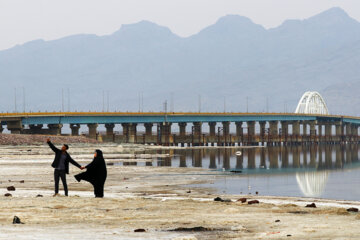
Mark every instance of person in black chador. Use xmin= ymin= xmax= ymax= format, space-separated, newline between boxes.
xmin=46 ymin=138 xmax=84 ymax=196
xmin=75 ymin=149 xmax=107 ymax=198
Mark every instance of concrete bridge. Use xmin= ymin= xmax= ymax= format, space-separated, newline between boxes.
xmin=1 ymin=112 xmax=360 ymax=146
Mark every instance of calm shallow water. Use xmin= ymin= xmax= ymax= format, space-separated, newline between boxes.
xmin=119 ymin=145 xmax=360 ymax=201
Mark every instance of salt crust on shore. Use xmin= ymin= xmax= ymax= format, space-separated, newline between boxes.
xmin=0 ymin=144 xmax=359 ymax=239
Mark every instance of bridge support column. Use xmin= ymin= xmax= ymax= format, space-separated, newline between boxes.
xmin=128 ymin=123 xmax=137 ymax=143
xmin=318 ymin=123 xmax=323 ymax=141
xmin=235 ymin=122 xmax=243 ymax=145
xmin=247 ymin=121 xmax=256 ymax=145
xmin=144 ymin=123 xmax=153 ymax=136
xmin=281 ymin=121 xmax=288 ymax=144
xmin=259 ymin=121 xmax=266 ymax=145
xmin=105 ymin=123 xmax=115 ymax=140
xmin=352 ymin=124 xmax=359 ymax=142
xmin=292 ymin=121 xmax=300 ymax=144
xmin=0 ymin=122 xmax=3 ymax=133
xmin=160 ymin=123 xmax=172 ymax=146
xmin=345 ymin=123 xmax=352 ymax=142
xmin=121 ymin=123 xmax=129 ymax=142
xmin=309 ymin=121 xmax=316 ymax=142
xmin=269 ymin=121 xmax=278 ymax=145
xmin=303 ymin=122 xmax=308 ymax=141
xmin=7 ymin=120 xmax=23 ymax=134
xmin=222 ymin=121 xmax=230 ymax=146
xmin=70 ymin=124 xmax=81 ymax=136
xmin=193 ymin=122 xmax=202 ymax=146
xmin=87 ymin=123 xmax=98 ymax=139
xmin=208 ymin=122 xmax=216 ymax=146
xmin=325 ymin=123 xmax=332 ymax=143
xmin=178 ymin=122 xmax=187 ymax=147
xmin=48 ymin=124 xmax=63 ymax=135
xmin=335 ymin=122 xmax=343 ymax=143
xmin=29 ymin=124 xmax=44 ymax=134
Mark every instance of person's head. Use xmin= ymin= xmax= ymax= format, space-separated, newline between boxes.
xmin=61 ymin=144 xmax=69 ymax=152
xmin=94 ymin=149 xmax=103 ymax=158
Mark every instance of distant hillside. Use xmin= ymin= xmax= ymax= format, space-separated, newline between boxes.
xmin=0 ymin=7 xmax=359 ymax=115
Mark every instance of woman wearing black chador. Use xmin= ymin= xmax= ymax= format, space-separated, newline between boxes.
xmin=75 ymin=150 xmax=107 ymax=198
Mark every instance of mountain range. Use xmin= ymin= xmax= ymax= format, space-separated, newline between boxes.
xmin=1 ymin=7 xmax=360 ymax=116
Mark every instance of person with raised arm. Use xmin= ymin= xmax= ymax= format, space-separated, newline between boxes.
xmin=46 ymin=138 xmax=84 ymax=196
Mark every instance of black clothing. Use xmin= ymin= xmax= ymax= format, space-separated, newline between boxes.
xmin=47 ymin=141 xmax=81 ymax=174
xmin=47 ymin=141 xmax=81 ymax=196
xmin=75 ymin=150 xmax=107 ymax=198
xmin=54 ymin=169 xmax=68 ymax=196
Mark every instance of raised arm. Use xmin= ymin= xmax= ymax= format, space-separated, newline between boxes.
xmin=68 ymin=155 xmax=82 ymax=169
xmin=47 ymin=139 xmax=59 ymax=153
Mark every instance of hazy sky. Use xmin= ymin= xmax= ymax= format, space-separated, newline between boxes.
xmin=0 ymin=0 xmax=359 ymax=50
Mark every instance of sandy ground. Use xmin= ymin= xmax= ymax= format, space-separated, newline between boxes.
xmin=0 ymin=144 xmax=360 ymax=239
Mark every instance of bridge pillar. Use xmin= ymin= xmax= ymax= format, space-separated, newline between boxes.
xmin=235 ymin=122 xmax=243 ymax=145
xmin=259 ymin=121 xmax=266 ymax=145
xmin=208 ymin=122 xmax=216 ymax=146
xmin=121 ymin=123 xmax=129 ymax=142
xmin=222 ymin=121 xmax=230 ymax=146
xmin=29 ymin=124 xmax=44 ymax=134
xmin=309 ymin=121 xmax=316 ymax=141
xmin=160 ymin=123 xmax=172 ymax=146
xmin=105 ymin=123 xmax=115 ymax=139
xmin=128 ymin=123 xmax=137 ymax=143
xmin=70 ymin=124 xmax=81 ymax=136
xmin=179 ymin=122 xmax=187 ymax=137
xmin=193 ymin=122 xmax=202 ymax=146
xmin=302 ymin=122 xmax=308 ymax=139
xmin=144 ymin=123 xmax=153 ymax=136
xmin=292 ymin=121 xmax=300 ymax=144
xmin=87 ymin=123 xmax=98 ymax=139
xmin=0 ymin=122 xmax=3 ymax=133
xmin=7 ymin=120 xmax=23 ymax=134
xmin=48 ymin=124 xmax=63 ymax=135
xmin=352 ymin=124 xmax=359 ymax=142
xmin=325 ymin=123 xmax=332 ymax=143
xmin=269 ymin=121 xmax=278 ymax=145
xmin=247 ymin=121 xmax=256 ymax=145
xmin=335 ymin=122 xmax=343 ymax=143
xmin=318 ymin=123 xmax=323 ymax=141
xmin=281 ymin=121 xmax=288 ymax=144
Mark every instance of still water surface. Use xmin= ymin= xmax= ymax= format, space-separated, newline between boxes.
xmin=120 ymin=145 xmax=360 ymax=201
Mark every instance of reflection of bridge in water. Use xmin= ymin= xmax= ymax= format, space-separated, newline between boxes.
xmin=122 ymin=144 xmax=360 ymax=171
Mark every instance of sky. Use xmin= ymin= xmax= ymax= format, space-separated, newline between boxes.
xmin=0 ymin=0 xmax=360 ymax=50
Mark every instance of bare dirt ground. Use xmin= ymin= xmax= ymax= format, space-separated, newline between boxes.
xmin=0 ymin=144 xmax=360 ymax=239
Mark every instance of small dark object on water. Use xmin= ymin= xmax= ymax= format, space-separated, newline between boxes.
xmin=223 ymin=199 xmax=232 ymax=202
xmin=7 ymin=186 xmax=15 ymax=191
xmin=230 ymin=170 xmax=242 ymax=173
xmin=170 ymin=226 xmax=212 ymax=232
xmin=256 ymin=191 xmax=259 ymax=195
xmin=8 ymin=180 xmax=11 ymax=182
xmin=237 ymin=198 xmax=247 ymax=203
xmin=12 ymin=216 xmax=24 ymax=224
xmin=275 ymin=220 xmax=280 ymax=223
xmin=106 ymin=162 xmax=114 ymax=166
xmin=187 ymin=190 xmax=191 ymax=193
xmin=347 ymin=207 xmax=359 ymax=212
xmin=36 ymin=194 xmax=43 ymax=198
xmin=20 ymin=180 xmax=25 ymax=183
xmin=287 ymin=234 xmax=292 ymax=237
xmin=214 ymin=197 xmax=223 ymax=202
xmin=4 ymin=193 xmax=12 ymax=197
xmin=248 ymin=200 xmax=259 ymax=205
xmin=134 ymin=229 xmax=146 ymax=232
xmin=305 ymin=203 xmax=316 ymax=208
xmin=123 ymin=178 xmax=129 ymax=180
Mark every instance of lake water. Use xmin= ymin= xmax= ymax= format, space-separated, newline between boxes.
xmin=119 ymin=145 xmax=360 ymax=201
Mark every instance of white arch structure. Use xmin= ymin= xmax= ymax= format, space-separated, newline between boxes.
xmin=296 ymin=171 xmax=329 ymax=198
xmin=295 ymin=91 xmax=329 ymax=115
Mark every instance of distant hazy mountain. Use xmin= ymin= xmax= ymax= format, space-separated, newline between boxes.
xmin=1 ymin=7 xmax=360 ymax=115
